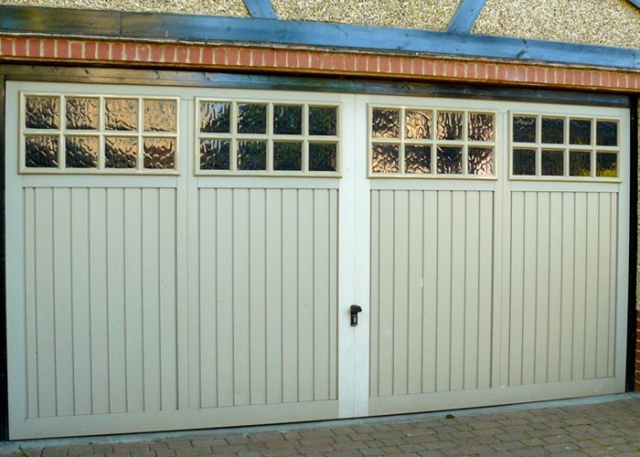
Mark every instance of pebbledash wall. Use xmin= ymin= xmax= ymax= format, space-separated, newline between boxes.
xmin=1 ymin=0 xmax=640 ymax=426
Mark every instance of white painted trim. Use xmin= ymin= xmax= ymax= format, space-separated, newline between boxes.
xmin=11 ymin=400 xmax=339 ymax=440
xmin=6 ymin=82 xmax=28 ymax=441
xmin=369 ymin=378 xmax=621 ymax=415
xmin=337 ymin=94 xmax=359 ymax=418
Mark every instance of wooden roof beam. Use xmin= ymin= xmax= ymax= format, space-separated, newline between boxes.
xmin=446 ymin=0 xmax=488 ymax=34
xmin=242 ymin=0 xmax=277 ymax=19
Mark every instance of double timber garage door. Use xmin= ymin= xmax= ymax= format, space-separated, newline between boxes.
xmin=5 ymin=81 xmax=629 ymax=439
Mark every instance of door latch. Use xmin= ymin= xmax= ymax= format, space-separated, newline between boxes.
xmin=350 ymin=305 xmax=363 ymax=326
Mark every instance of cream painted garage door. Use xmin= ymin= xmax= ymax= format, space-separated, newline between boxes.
xmin=360 ymin=95 xmax=629 ymax=414
xmin=4 ymin=81 xmax=630 ymax=439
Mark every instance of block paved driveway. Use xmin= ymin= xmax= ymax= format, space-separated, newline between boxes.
xmin=3 ymin=394 xmax=640 ymax=457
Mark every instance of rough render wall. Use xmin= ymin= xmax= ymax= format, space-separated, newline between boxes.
xmin=474 ymin=0 xmax=640 ymax=49
xmin=271 ymin=0 xmax=460 ymax=30
xmin=0 ymin=0 xmax=248 ymax=16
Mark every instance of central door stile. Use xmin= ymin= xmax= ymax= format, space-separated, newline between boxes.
xmin=338 ymin=95 xmax=371 ymax=418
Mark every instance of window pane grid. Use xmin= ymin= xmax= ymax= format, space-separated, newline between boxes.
xmin=197 ymin=99 xmax=339 ymax=175
xmin=510 ymin=112 xmax=620 ymax=181
xmin=20 ymin=92 xmax=179 ymax=174
xmin=369 ymin=105 xmax=495 ymax=178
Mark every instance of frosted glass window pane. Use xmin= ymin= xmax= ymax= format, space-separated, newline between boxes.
xmin=274 ymin=142 xmax=302 ymax=171
xmin=25 ymin=136 xmax=58 ymax=168
xmin=437 ymin=111 xmax=463 ymax=140
xmin=513 ymin=116 xmax=536 ymax=143
xmin=105 ymin=137 xmax=137 ymax=169
xmin=468 ymin=147 xmax=493 ymax=175
xmin=512 ymin=149 xmax=536 ymax=175
xmin=596 ymin=152 xmax=617 ymax=177
xmin=237 ymin=140 xmax=267 ymax=170
xmin=437 ymin=146 xmax=462 ymax=174
xmin=405 ymin=110 xmax=431 ymax=139
xmin=468 ymin=113 xmax=494 ymax=142
xmin=569 ymin=150 xmax=591 ymax=176
xmin=569 ymin=119 xmax=591 ymax=145
xmin=66 ymin=97 xmax=99 ymax=130
xmin=237 ymin=104 xmax=267 ymax=134
xmin=371 ymin=144 xmax=399 ymax=173
xmin=309 ymin=143 xmax=337 ymax=171
xmin=309 ymin=106 xmax=337 ymax=136
xmin=372 ymin=109 xmax=399 ymax=138
xmin=25 ymin=96 xmax=59 ymax=129
xmin=541 ymin=149 xmax=564 ymax=176
xmin=274 ymin=105 xmax=302 ymax=135
xmin=200 ymin=102 xmax=231 ymax=133
xmin=200 ymin=139 xmax=230 ymax=170
xmin=597 ymin=121 xmax=618 ymax=146
xmin=66 ymin=136 xmax=98 ymax=168
xmin=144 ymin=99 xmax=177 ymax=132
xmin=405 ymin=145 xmax=431 ymax=173
xmin=105 ymin=98 xmax=138 ymax=131
xmin=144 ymin=138 xmax=176 ymax=169
xmin=541 ymin=117 xmax=564 ymax=144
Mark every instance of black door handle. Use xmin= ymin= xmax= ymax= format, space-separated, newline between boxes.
xmin=350 ymin=305 xmax=363 ymax=326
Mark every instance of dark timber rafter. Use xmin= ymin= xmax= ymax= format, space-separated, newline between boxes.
xmin=242 ymin=0 xmax=277 ymax=20
xmin=446 ymin=0 xmax=488 ymax=34
xmin=1 ymin=5 xmax=640 ymax=70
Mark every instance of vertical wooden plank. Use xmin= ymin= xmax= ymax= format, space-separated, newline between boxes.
xmin=369 ymin=191 xmax=380 ymax=397
xmin=583 ymin=193 xmax=600 ymax=379
xmin=265 ymin=189 xmax=283 ymax=404
xmin=159 ymin=188 xmax=177 ymax=410
xmin=298 ymin=189 xmax=314 ymax=402
xmin=313 ymin=189 xmax=330 ymax=401
xmin=464 ymin=191 xmax=480 ymax=391
xmin=34 ymin=188 xmax=57 ymax=417
xmin=521 ymin=192 xmax=537 ymax=386
xmin=142 ymin=189 xmax=161 ymax=412
xmin=392 ymin=190 xmax=409 ymax=396
xmin=88 ymin=188 xmax=109 ymax=414
xmin=560 ymin=193 xmax=576 ymax=382
xmin=436 ymin=191 xmax=452 ymax=392
xmin=199 ymin=189 xmax=217 ymax=408
xmin=24 ymin=189 xmax=39 ymax=418
xmin=70 ymin=189 xmax=91 ymax=416
xmin=596 ymin=193 xmax=612 ymax=378
xmin=509 ymin=192 xmax=525 ymax=386
xmin=377 ymin=190 xmax=395 ymax=397
xmin=407 ymin=191 xmax=424 ymax=395
xmin=52 ymin=188 xmax=74 ymax=417
xmin=281 ymin=189 xmax=299 ymax=403
xmin=106 ymin=188 xmax=126 ymax=413
xmin=449 ymin=191 xmax=466 ymax=392
xmin=233 ymin=188 xmax=250 ymax=406
xmin=216 ymin=189 xmax=234 ymax=407
xmin=477 ymin=192 xmax=493 ymax=389
xmin=534 ymin=192 xmax=550 ymax=385
xmin=249 ymin=189 xmax=267 ymax=405
xmin=124 ymin=188 xmax=143 ymax=412
xmin=608 ymin=194 xmax=618 ymax=377
xmin=328 ymin=189 xmax=338 ymax=400
xmin=422 ymin=191 xmax=438 ymax=393
xmin=572 ymin=193 xmax=587 ymax=380
xmin=546 ymin=192 xmax=563 ymax=383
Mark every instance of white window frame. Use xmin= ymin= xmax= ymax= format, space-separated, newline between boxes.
xmin=19 ymin=92 xmax=180 ymax=175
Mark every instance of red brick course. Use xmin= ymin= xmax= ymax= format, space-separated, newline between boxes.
xmin=1 ymin=36 xmax=640 ymax=92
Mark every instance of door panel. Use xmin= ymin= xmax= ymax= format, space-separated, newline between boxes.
xmin=507 ymin=190 xmax=618 ymax=386
xmin=369 ymin=189 xmax=494 ymax=400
